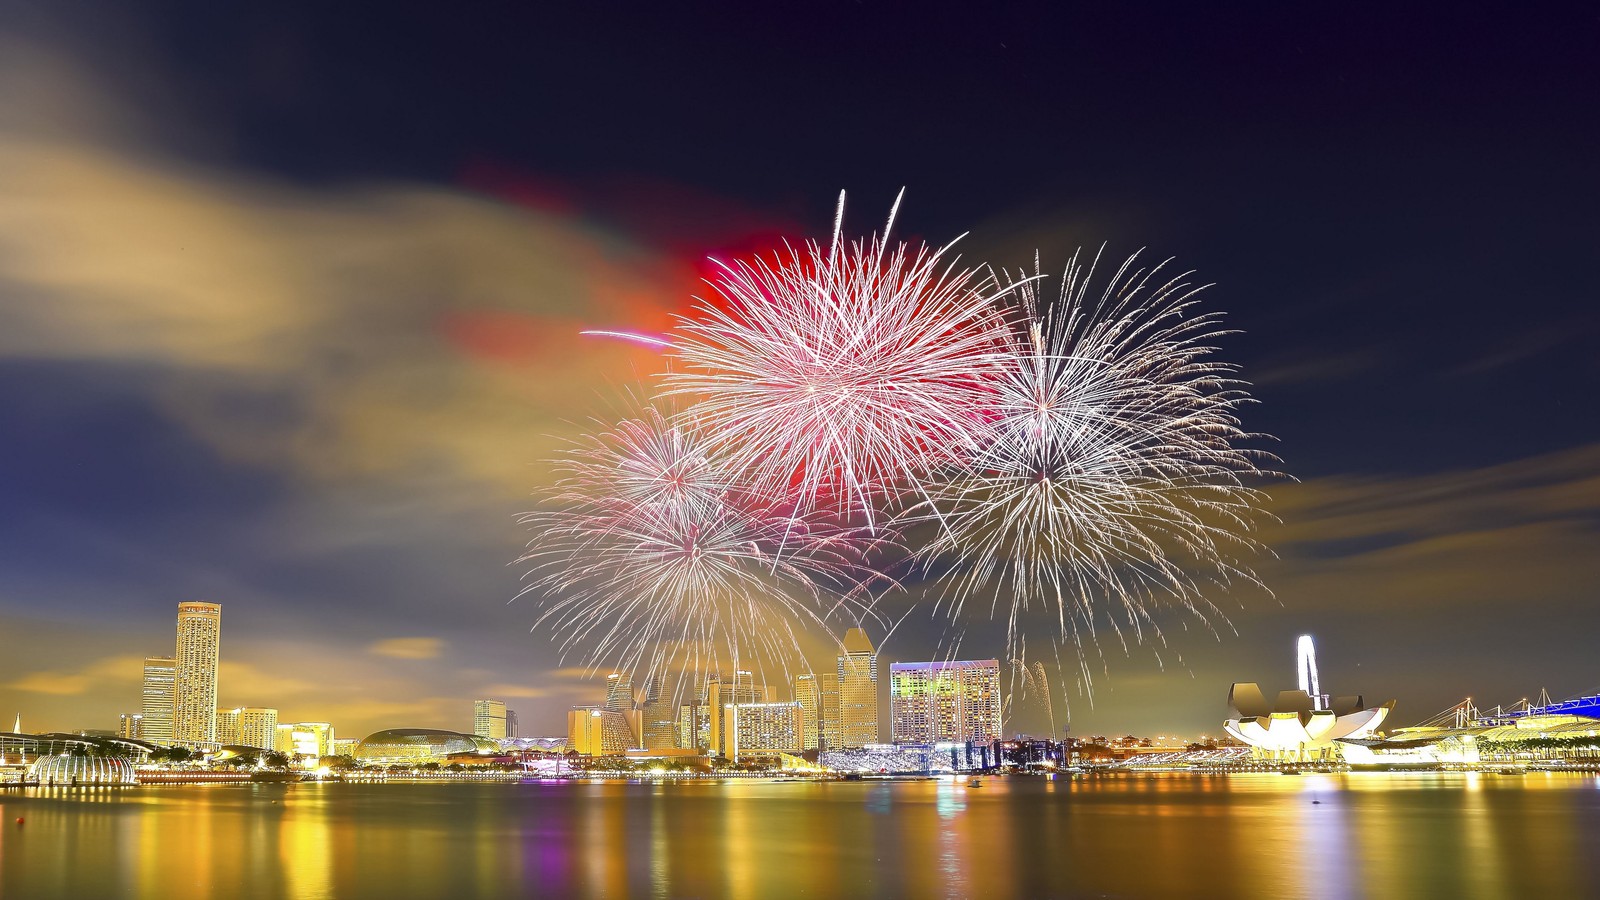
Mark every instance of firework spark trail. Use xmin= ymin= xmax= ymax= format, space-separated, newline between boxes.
xmin=660 ymin=191 xmax=1019 ymax=529
xmin=517 ymin=408 xmax=886 ymax=694
xmin=916 ymin=247 xmax=1277 ymax=662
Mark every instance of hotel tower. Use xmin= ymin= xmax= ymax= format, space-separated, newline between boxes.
xmin=172 ymin=601 xmax=222 ymax=744
xmin=837 ymin=627 xmax=879 ymax=747
xmin=140 ymin=655 xmax=176 ymax=744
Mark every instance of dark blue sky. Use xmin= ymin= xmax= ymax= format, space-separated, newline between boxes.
xmin=1 ymin=2 xmax=1596 ymax=739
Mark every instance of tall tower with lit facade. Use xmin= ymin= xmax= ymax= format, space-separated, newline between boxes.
xmin=140 ymin=655 xmax=176 ymax=744
xmin=173 ymin=602 xmax=222 ymax=744
xmin=474 ymin=699 xmax=508 ymax=739
xmin=837 ymin=628 xmax=879 ymax=747
xmin=604 ymin=673 xmax=635 ymax=711
xmin=641 ymin=674 xmax=676 ymax=750
xmin=793 ymin=673 xmax=822 ymax=750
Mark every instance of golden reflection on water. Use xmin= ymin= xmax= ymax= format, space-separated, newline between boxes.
xmin=2 ymin=773 xmax=1598 ymax=899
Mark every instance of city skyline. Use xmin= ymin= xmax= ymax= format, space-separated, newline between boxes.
xmin=2 ymin=6 xmax=1596 ymax=899
xmin=2 ymin=6 xmax=1597 ymax=743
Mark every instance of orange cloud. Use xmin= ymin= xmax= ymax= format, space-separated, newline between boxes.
xmin=369 ymin=638 xmax=445 ymax=660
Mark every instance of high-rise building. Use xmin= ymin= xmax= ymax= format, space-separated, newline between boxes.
xmin=173 ymin=602 xmax=222 ymax=745
xmin=474 ymin=699 xmax=508 ymax=740
xmin=567 ymin=706 xmax=633 ymax=756
xmin=819 ymin=673 xmax=843 ymax=750
xmin=705 ymin=672 xmax=769 ymax=756
xmin=722 ymin=702 xmax=805 ymax=754
xmin=140 ymin=656 xmax=176 ymax=745
xmin=641 ymin=675 xmax=676 ymax=750
xmin=236 ymin=708 xmax=279 ymax=750
xmin=118 ymin=713 xmax=144 ymax=740
xmin=793 ymin=673 xmax=820 ymax=750
xmin=837 ymin=627 xmax=879 ymax=747
xmin=505 ymin=709 xmax=519 ymax=739
xmin=677 ymin=702 xmax=708 ymax=751
xmin=216 ymin=708 xmax=241 ymax=745
xmin=889 ymin=659 xmax=1002 ymax=744
xmin=604 ymin=673 xmax=635 ymax=711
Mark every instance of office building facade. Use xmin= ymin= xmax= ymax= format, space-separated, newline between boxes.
xmin=723 ymin=702 xmax=805 ymax=755
xmin=140 ymin=655 xmax=176 ymax=745
xmin=889 ymin=659 xmax=1002 ymax=744
xmin=474 ymin=699 xmax=508 ymax=740
xmin=173 ymin=602 xmax=222 ymax=744
xmin=837 ymin=628 xmax=879 ymax=747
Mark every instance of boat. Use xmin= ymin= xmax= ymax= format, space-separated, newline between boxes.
xmin=967 ymin=777 xmax=983 ymax=788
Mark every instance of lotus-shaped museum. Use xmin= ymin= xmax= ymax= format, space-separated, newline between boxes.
xmin=1222 ymin=635 xmax=1394 ymax=763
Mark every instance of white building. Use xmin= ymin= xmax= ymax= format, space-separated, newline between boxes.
xmin=173 ymin=602 xmax=222 ymax=745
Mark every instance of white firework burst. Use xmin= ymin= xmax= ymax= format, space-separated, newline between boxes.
xmin=919 ymin=248 xmax=1277 ymax=667
xmin=660 ymin=192 xmax=1015 ymax=527
xmin=517 ymin=408 xmax=881 ymax=689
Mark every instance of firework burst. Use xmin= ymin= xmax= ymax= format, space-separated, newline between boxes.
xmin=517 ymin=408 xmax=882 ymax=689
xmin=660 ymin=192 xmax=1014 ymax=527
xmin=916 ymin=248 xmax=1276 ymax=671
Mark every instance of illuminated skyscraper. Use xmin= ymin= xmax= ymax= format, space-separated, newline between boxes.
xmin=173 ymin=602 xmax=222 ymax=745
xmin=837 ymin=628 xmax=879 ymax=747
xmin=819 ymin=673 xmax=842 ymax=750
xmin=474 ymin=699 xmax=508 ymax=739
xmin=140 ymin=656 xmax=175 ymax=744
xmin=793 ymin=673 xmax=822 ymax=750
xmin=889 ymin=659 xmax=1002 ymax=744
xmin=641 ymin=675 xmax=676 ymax=750
xmin=705 ymin=671 xmax=768 ymax=756
xmin=216 ymin=708 xmax=241 ymax=745
xmin=794 ymin=671 xmax=840 ymax=750
xmin=604 ymin=673 xmax=635 ymax=711
xmin=237 ymin=708 xmax=278 ymax=750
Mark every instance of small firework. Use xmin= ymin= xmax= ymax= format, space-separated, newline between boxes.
xmin=517 ymin=408 xmax=880 ymax=688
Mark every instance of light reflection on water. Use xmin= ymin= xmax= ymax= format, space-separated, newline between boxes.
xmin=2 ymin=773 xmax=1598 ymax=899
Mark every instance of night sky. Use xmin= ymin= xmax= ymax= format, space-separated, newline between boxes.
xmin=2 ymin=2 xmax=1596 ymax=740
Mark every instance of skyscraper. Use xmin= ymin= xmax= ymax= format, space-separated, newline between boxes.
xmin=837 ymin=627 xmax=879 ymax=747
xmin=173 ymin=602 xmax=221 ymax=745
xmin=505 ymin=709 xmax=519 ymax=738
xmin=604 ymin=673 xmax=635 ymax=711
xmin=889 ymin=659 xmax=1002 ymax=744
xmin=474 ymin=699 xmax=508 ymax=739
xmin=705 ymin=671 xmax=768 ymax=756
xmin=641 ymin=674 xmax=676 ymax=750
xmin=118 ymin=713 xmax=144 ymax=740
xmin=236 ymin=708 xmax=279 ymax=750
xmin=216 ymin=708 xmax=241 ymax=745
xmin=819 ymin=672 xmax=842 ymax=750
xmin=140 ymin=655 xmax=176 ymax=744
xmin=793 ymin=673 xmax=822 ymax=750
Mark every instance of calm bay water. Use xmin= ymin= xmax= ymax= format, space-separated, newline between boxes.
xmin=3 ymin=773 xmax=1599 ymax=899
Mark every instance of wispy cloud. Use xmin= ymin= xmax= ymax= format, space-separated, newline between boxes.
xmin=369 ymin=638 xmax=445 ymax=660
